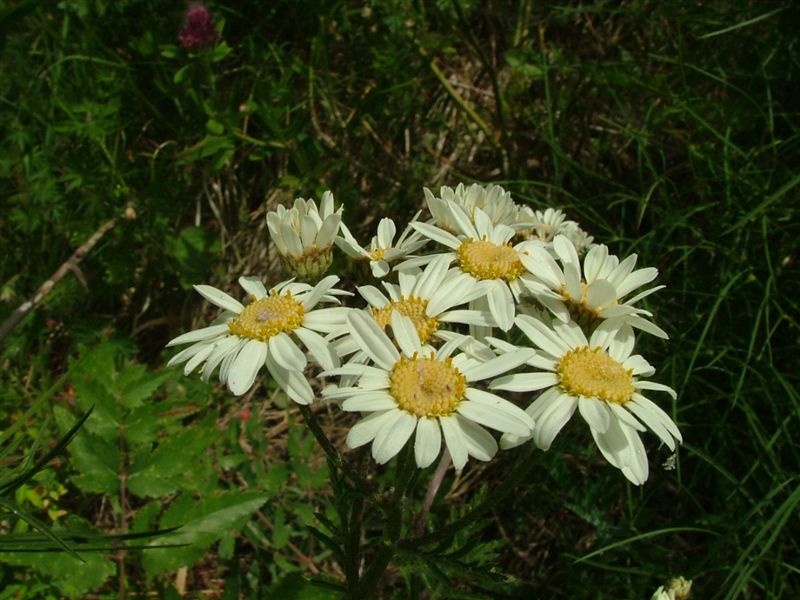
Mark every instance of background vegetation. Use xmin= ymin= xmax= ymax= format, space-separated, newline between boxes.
xmin=1 ymin=0 xmax=798 ymax=597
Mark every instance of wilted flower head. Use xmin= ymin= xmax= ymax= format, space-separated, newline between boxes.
xmin=267 ymin=191 xmax=343 ymax=280
xmin=650 ymin=577 xmax=692 ymax=600
xmin=424 ymin=183 xmax=522 ymax=233
xmin=179 ymin=3 xmax=218 ymax=50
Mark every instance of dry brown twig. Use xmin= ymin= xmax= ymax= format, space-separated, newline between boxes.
xmin=0 ymin=215 xmax=122 ymax=345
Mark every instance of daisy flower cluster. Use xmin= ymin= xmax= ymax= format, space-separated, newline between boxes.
xmin=168 ymin=184 xmax=681 ymax=485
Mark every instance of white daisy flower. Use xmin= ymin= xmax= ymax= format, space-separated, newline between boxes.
xmin=491 ymin=315 xmax=682 ymax=485
xmin=322 ymin=311 xmax=535 ymax=470
xmin=520 ymin=234 xmax=668 ymax=338
xmin=516 ymin=206 xmax=594 ymax=254
xmin=424 ymin=183 xmax=522 ymax=232
xmin=166 ymin=275 xmax=350 ymax=403
xmin=335 ymin=213 xmax=428 ymax=278
xmin=405 ymin=203 xmax=537 ymax=331
xmin=266 ymin=191 xmax=342 ymax=279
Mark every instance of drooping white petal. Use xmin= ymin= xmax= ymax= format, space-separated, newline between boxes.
xmin=265 ymin=352 xmax=314 ymax=404
xmin=440 ymin=415 xmax=468 ymax=470
xmin=372 ymin=410 xmax=417 ymax=464
xmin=376 ymin=218 xmax=396 ymax=248
xmin=489 ymin=371 xmax=558 ymax=392
xmin=625 ymin=400 xmax=677 ymax=451
xmin=347 ymin=310 xmax=400 ymax=370
xmin=456 ymin=415 xmax=497 ymax=462
xmin=301 ymin=275 xmax=340 ymax=310
xmin=294 ymin=327 xmax=338 ymax=370
xmin=578 ymin=397 xmax=612 ymax=434
xmin=458 ymin=396 xmax=532 ymax=437
xmin=414 ymin=418 xmax=442 ymax=468
xmin=227 ymin=339 xmax=268 ymax=396
xmin=533 ymin=393 xmax=578 ymax=450
xmin=631 ymin=393 xmax=682 ymax=441
xmin=166 ymin=324 xmax=230 ymax=347
xmin=342 ymin=392 xmax=398 ymax=413
xmin=268 ymin=332 xmax=308 ymax=372
xmin=460 ymin=348 xmax=535 ymax=382
xmin=486 ymin=282 xmax=515 ymax=331
xmin=346 ymin=410 xmax=397 ymax=448
xmin=635 ymin=381 xmax=678 ymax=400
xmin=411 ymin=221 xmax=462 ymax=250
xmin=194 ymin=284 xmax=244 ymax=314
xmin=514 ymin=314 xmax=571 ymax=357
xmin=238 ymin=276 xmax=268 ymax=300
xmin=183 ymin=343 xmax=215 ymax=375
xmin=390 ymin=312 xmax=422 ymax=358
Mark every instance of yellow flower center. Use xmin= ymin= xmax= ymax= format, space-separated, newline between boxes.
xmin=557 ymin=346 xmax=634 ymax=405
xmin=228 ymin=292 xmax=305 ymax=341
xmin=458 ymin=238 xmax=525 ymax=281
xmin=369 ymin=247 xmax=386 ymax=261
xmin=372 ymin=296 xmax=439 ymax=344
xmin=389 ymin=354 xmax=466 ymax=417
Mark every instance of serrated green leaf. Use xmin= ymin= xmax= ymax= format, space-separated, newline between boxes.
xmin=142 ymin=491 xmax=267 ymax=576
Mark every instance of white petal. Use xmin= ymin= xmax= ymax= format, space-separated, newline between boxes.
xmin=390 ymin=312 xmax=422 ymax=357
xmin=414 ymin=254 xmax=451 ymax=299
xmin=635 ymin=381 xmax=678 ymax=400
xmin=317 ymin=214 xmax=342 ymax=248
xmin=347 ymin=310 xmax=400 ymax=370
xmin=631 ymin=393 xmax=682 ymax=441
xmin=183 ymin=343 xmax=214 ymax=375
xmin=299 ymin=214 xmax=318 ymax=248
xmin=227 ymin=339 xmax=267 ymax=396
xmin=342 ymin=392 xmax=398 ymax=412
xmin=238 ymin=276 xmax=268 ymax=300
xmin=446 ymin=203 xmax=479 ymax=238
xmin=625 ymin=400 xmax=677 ymax=451
xmin=303 ymin=307 xmax=351 ymax=333
xmin=194 ymin=284 xmax=244 ymax=314
xmin=372 ymin=411 xmax=417 ymax=464
xmin=376 ymin=218 xmax=396 ymax=248
xmin=301 ymin=275 xmax=340 ymax=310
xmin=414 ymin=418 xmax=442 ymax=468
xmin=514 ymin=314 xmax=571 ymax=357
xmin=268 ymin=332 xmax=307 ymax=372
xmin=578 ymin=397 xmax=612 ymax=434
xmin=265 ymin=352 xmax=314 ymax=404
xmin=490 ymin=371 xmax=558 ymax=392
xmin=440 ymin=415 xmax=468 ymax=470
xmin=166 ymin=324 xmax=230 ymax=347
xmin=294 ymin=327 xmax=338 ymax=370
xmin=617 ymin=267 xmax=658 ymax=298
xmin=608 ymin=402 xmax=646 ymax=432
xmin=585 ymin=279 xmax=617 ymax=310
xmin=346 ymin=410 xmax=397 ymax=448
xmin=370 ymin=260 xmax=391 ymax=279
xmin=519 ymin=248 xmax=563 ymax=290
xmin=411 ymin=221 xmax=461 ymax=250
xmin=487 ymin=282 xmax=515 ymax=331
xmin=456 ymin=415 xmax=497 ymax=462
xmin=458 ymin=396 xmax=532 ymax=437
xmin=583 ymin=244 xmax=608 ymax=283
xmin=461 ymin=348 xmax=535 ymax=382
xmin=534 ymin=393 xmax=577 ymax=450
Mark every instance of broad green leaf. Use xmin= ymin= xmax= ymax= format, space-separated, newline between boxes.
xmin=142 ymin=491 xmax=267 ymax=576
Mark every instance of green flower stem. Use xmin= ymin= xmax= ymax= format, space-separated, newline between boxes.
xmin=404 ymin=443 xmax=539 ymax=549
xmin=296 ymin=403 xmax=350 ymax=480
